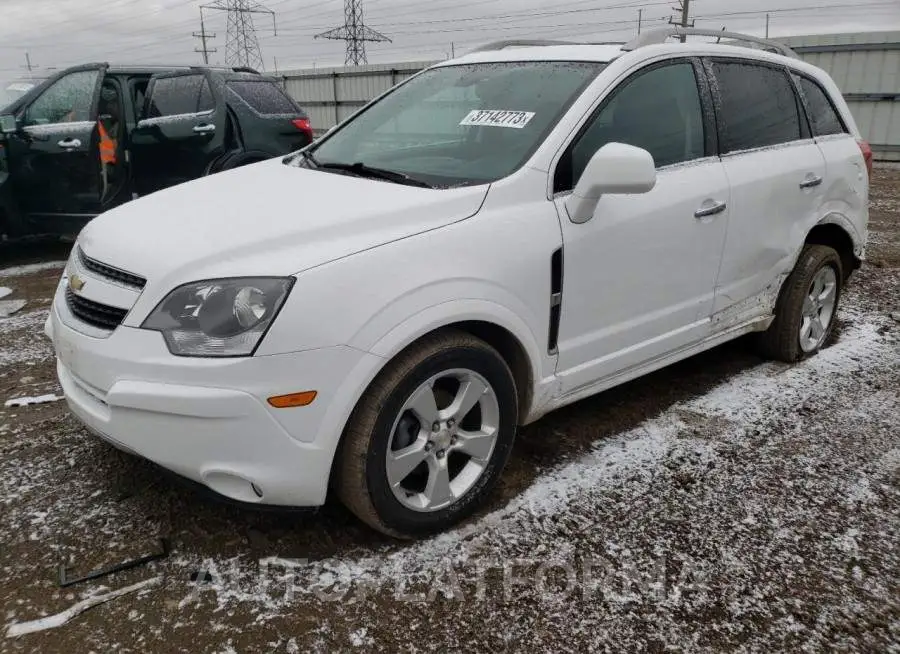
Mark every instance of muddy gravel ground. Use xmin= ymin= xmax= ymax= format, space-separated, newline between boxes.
xmin=0 ymin=170 xmax=898 ymax=653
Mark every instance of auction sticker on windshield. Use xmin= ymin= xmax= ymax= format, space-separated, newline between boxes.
xmin=460 ymin=109 xmax=535 ymax=129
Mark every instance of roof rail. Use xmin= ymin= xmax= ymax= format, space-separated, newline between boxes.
xmin=622 ymin=27 xmax=799 ymax=59
xmin=467 ymin=39 xmax=580 ymax=54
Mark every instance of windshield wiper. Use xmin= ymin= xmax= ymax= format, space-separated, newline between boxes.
xmin=283 ymin=149 xmax=319 ymax=167
xmin=318 ymin=161 xmax=434 ymax=189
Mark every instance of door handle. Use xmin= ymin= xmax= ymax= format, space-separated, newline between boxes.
xmin=192 ymin=124 xmax=215 ymax=134
xmin=694 ymin=200 xmax=727 ymax=219
xmin=57 ymin=138 xmax=82 ymax=149
xmin=800 ymin=174 xmax=823 ymax=189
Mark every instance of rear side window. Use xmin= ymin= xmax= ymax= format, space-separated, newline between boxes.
xmin=795 ymin=75 xmax=846 ymax=137
xmin=711 ymin=61 xmax=802 ymax=154
xmin=227 ymin=81 xmax=297 ymax=114
xmin=147 ymin=74 xmax=213 ymax=118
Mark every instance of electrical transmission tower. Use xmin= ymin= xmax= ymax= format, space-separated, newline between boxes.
xmin=315 ymin=0 xmax=391 ymax=66
xmin=202 ymin=0 xmax=277 ymax=71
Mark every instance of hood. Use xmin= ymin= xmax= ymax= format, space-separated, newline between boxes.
xmin=78 ymin=157 xmax=489 ymax=289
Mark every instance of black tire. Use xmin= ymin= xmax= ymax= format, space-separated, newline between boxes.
xmin=335 ymin=330 xmax=518 ymax=538
xmin=756 ymin=244 xmax=843 ymax=363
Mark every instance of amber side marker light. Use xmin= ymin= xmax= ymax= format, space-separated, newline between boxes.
xmin=268 ymin=391 xmax=318 ymax=408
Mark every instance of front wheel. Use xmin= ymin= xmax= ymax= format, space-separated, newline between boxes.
xmin=757 ymin=244 xmax=843 ymax=363
xmin=335 ymin=331 xmax=518 ymax=538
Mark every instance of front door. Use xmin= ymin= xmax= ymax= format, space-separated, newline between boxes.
xmin=7 ymin=65 xmax=106 ymax=234
xmin=131 ymin=71 xmax=226 ymax=196
xmin=552 ymin=59 xmax=731 ymax=394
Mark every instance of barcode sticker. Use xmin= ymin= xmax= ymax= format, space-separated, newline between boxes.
xmin=459 ymin=109 xmax=536 ymax=129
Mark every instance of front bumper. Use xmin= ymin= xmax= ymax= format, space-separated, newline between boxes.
xmin=47 ymin=282 xmax=383 ymax=507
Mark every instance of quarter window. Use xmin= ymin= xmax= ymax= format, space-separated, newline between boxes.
xmin=24 ymin=70 xmax=101 ymax=126
xmin=711 ymin=61 xmax=802 ymax=153
xmin=147 ymin=74 xmax=212 ymax=118
xmin=561 ymin=61 xmax=706 ymax=191
xmin=795 ymin=75 xmax=846 ymax=137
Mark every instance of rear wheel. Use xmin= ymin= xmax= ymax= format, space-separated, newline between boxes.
xmin=335 ymin=330 xmax=518 ymax=538
xmin=757 ymin=244 xmax=843 ymax=362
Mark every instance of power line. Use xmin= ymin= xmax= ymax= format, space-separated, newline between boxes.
xmin=315 ymin=0 xmax=391 ymax=65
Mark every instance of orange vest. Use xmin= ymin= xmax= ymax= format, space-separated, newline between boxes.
xmin=98 ymin=122 xmax=117 ymax=165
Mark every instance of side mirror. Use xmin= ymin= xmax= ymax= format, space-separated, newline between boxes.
xmin=0 ymin=115 xmax=17 ymax=135
xmin=564 ymin=143 xmax=657 ymax=224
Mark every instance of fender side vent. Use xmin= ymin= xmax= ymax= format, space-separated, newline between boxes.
xmin=548 ymin=247 xmax=563 ymax=354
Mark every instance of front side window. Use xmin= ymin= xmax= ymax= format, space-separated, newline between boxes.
xmin=795 ymin=75 xmax=846 ymax=137
xmin=560 ymin=61 xmax=706 ymax=191
xmin=711 ymin=61 xmax=802 ymax=154
xmin=24 ymin=70 xmax=100 ymax=126
xmin=147 ymin=74 xmax=211 ymax=118
xmin=306 ymin=61 xmax=605 ymax=188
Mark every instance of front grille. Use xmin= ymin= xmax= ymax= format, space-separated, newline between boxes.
xmin=78 ymin=249 xmax=146 ymax=289
xmin=65 ymin=288 xmax=128 ymax=331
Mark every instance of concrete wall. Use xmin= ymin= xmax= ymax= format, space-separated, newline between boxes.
xmin=280 ymin=32 xmax=900 ymax=159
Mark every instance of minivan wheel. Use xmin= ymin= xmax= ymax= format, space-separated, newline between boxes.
xmin=335 ymin=330 xmax=518 ymax=538
xmin=757 ymin=245 xmax=843 ymax=363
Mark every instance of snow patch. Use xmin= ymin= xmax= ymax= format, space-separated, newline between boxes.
xmin=0 ymin=300 xmax=26 ymax=318
xmin=0 ymin=288 xmax=11 ymax=300
xmin=4 ymin=577 xmax=160 ymax=637
xmin=0 ymin=261 xmax=65 ymax=278
xmin=4 ymin=394 xmax=63 ymax=408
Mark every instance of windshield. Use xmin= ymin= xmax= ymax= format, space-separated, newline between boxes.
xmin=305 ymin=61 xmax=605 ymax=188
xmin=0 ymin=79 xmax=40 ymax=110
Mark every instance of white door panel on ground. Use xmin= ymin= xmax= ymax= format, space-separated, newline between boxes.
xmin=555 ymin=160 xmax=730 ymax=393
xmin=714 ymin=142 xmax=827 ymax=315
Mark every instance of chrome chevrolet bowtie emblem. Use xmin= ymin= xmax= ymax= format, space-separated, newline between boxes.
xmin=69 ymin=274 xmax=86 ymax=292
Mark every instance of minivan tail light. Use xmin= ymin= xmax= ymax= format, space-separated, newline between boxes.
xmin=292 ymin=117 xmax=313 ymax=140
xmin=857 ymin=139 xmax=873 ymax=178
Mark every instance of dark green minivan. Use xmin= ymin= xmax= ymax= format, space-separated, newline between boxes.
xmin=0 ymin=63 xmax=312 ymax=242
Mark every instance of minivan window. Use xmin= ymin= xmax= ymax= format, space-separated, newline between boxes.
xmin=24 ymin=70 xmax=100 ymax=126
xmin=711 ymin=61 xmax=802 ymax=154
xmin=795 ymin=74 xmax=846 ymax=137
xmin=228 ymin=80 xmax=296 ymax=114
xmin=147 ymin=74 xmax=209 ymax=118
xmin=305 ymin=62 xmax=605 ymax=188
xmin=562 ymin=61 xmax=705 ymax=191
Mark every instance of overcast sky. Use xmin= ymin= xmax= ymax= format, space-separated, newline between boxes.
xmin=1 ymin=0 xmax=899 ymax=76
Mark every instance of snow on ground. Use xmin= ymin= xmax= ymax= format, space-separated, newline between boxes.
xmin=0 ymin=261 xmax=65 ymax=278
xmin=178 ymin=307 xmax=898 ymax=612
xmin=0 ymin=309 xmax=52 ymax=366
xmin=0 ymin=288 xmax=11 ymax=300
xmin=4 ymin=394 xmax=63 ymax=408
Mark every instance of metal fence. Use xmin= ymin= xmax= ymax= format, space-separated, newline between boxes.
xmin=281 ymin=31 xmax=900 ymax=160
xmin=782 ymin=31 xmax=900 ymax=162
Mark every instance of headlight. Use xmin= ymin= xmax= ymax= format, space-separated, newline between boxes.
xmin=141 ymin=277 xmax=294 ymax=357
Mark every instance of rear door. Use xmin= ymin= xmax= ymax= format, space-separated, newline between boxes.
xmin=6 ymin=64 xmax=106 ymax=232
xmin=131 ymin=70 xmax=226 ymax=195
xmin=705 ymin=58 xmax=828 ymax=321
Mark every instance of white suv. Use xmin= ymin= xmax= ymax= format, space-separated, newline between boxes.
xmin=46 ymin=29 xmax=870 ymax=538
